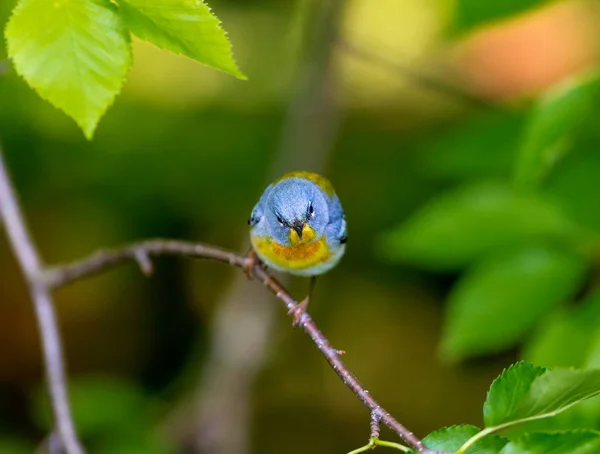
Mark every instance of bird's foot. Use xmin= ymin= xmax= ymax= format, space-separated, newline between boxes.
xmin=288 ymin=297 xmax=309 ymax=327
xmin=244 ymin=249 xmax=259 ymax=279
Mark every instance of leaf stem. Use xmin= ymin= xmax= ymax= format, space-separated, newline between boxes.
xmin=455 ymin=427 xmax=494 ymax=454
xmin=376 ymin=439 xmax=411 ymax=452
xmin=456 ymin=392 xmax=600 ymax=454
xmin=348 ymin=437 xmax=410 ymax=454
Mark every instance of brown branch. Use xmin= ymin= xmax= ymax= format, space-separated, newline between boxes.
xmin=45 ymin=239 xmax=444 ymax=454
xmin=44 ymin=240 xmax=243 ymax=288
xmin=0 ymin=148 xmax=84 ymax=454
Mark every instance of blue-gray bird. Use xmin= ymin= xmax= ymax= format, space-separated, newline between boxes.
xmin=248 ymin=171 xmax=346 ymax=323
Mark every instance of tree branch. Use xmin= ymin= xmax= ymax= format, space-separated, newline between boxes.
xmin=0 ymin=148 xmax=84 ymax=454
xmin=45 ymin=239 xmax=444 ymax=454
xmin=44 ymin=240 xmax=243 ymax=288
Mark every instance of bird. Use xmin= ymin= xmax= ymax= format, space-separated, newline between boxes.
xmin=248 ymin=171 xmax=347 ymax=325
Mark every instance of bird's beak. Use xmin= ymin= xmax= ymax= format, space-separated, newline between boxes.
xmin=289 ymin=221 xmax=316 ymax=245
xmin=293 ymin=220 xmax=305 ymax=240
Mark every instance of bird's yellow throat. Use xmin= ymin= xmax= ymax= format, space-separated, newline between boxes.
xmin=288 ymin=224 xmax=316 ymax=245
xmin=251 ymin=230 xmax=332 ymax=271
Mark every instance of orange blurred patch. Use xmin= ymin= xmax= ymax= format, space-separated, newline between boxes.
xmin=453 ymin=0 xmax=600 ymax=100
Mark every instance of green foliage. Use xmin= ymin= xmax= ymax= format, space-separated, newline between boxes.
xmin=483 ymin=362 xmax=546 ymax=427
xmin=379 ymin=26 xmax=600 ymax=442
xmin=483 ymin=362 xmax=600 ymax=429
xmin=119 ymin=0 xmax=245 ymax=79
xmin=585 ymin=332 xmax=600 ymax=369
xmin=5 ymin=0 xmax=132 ymax=139
xmin=421 ymin=362 xmax=600 ymax=454
xmin=4 ymin=0 xmax=244 ymax=139
xmin=422 ymin=425 xmax=507 ymax=453
xmin=524 ymin=291 xmax=600 ymax=368
xmin=379 ymin=182 xmax=579 ymax=271
xmin=546 ymin=146 xmax=600 ymax=233
xmin=418 ymin=112 xmax=523 ymax=180
xmin=514 ymin=73 xmax=600 ymax=188
xmin=441 ymin=246 xmax=586 ymax=361
xmin=388 ymin=65 xmax=600 ymax=364
xmin=499 ymin=430 xmax=600 ymax=453
xmin=451 ymin=0 xmax=553 ymax=35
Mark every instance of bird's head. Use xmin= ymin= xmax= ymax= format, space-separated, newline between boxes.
xmin=265 ymin=178 xmax=330 ymax=246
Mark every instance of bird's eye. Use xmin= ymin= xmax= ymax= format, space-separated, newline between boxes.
xmin=307 ymin=202 xmax=315 ymax=218
xmin=276 ymin=214 xmax=285 ymax=226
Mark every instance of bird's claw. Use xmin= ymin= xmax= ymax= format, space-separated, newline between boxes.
xmin=288 ymin=297 xmax=309 ymax=327
xmin=244 ymin=249 xmax=258 ymax=279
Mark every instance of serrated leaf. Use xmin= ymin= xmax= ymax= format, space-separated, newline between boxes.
xmin=119 ymin=0 xmax=245 ymax=79
xmin=451 ymin=0 xmax=553 ymax=35
xmin=484 ymin=362 xmax=547 ymax=427
xmin=484 ymin=362 xmax=600 ymax=431
xmin=379 ymin=182 xmax=579 ymax=271
xmin=515 ymin=73 xmax=600 ymax=188
xmin=441 ymin=246 xmax=586 ymax=361
xmin=5 ymin=0 xmax=132 ymax=139
xmin=499 ymin=430 xmax=600 ymax=454
xmin=423 ymin=425 xmax=507 ymax=453
xmin=523 ymin=291 xmax=600 ymax=368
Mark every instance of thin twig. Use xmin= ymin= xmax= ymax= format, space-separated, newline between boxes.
xmin=45 ymin=239 xmax=443 ymax=454
xmin=44 ymin=240 xmax=243 ymax=288
xmin=0 ymin=149 xmax=83 ymax=454
xmin=337 ymin=39 xmax=493 ymax=109
xmin=370 ymin=410 xmax=382 ymax=440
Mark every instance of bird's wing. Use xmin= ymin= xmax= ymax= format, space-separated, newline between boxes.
xmin=325 ymin=194 xmax=347 ymax=245
xmin=248 ymin=184 xmax=273 ymax=227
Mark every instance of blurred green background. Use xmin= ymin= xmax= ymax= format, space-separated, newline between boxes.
xmin=2 ymin=0 xmax=600 ymax=453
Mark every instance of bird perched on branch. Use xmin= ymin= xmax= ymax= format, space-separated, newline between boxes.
xmin=248 ymin=171 xmax=347 ymax=325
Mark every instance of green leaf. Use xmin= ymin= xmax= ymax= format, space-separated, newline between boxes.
xmin=499 ymin=430 xmax=600 ymax=454
xmin=119 ymin=0 xmax=245 ymax=79
xmin=379 ymin=182 xmax=579 ymax=271
xmin=441 ymin=246 xmax=586 ymax=361
xmin=451 ymin=0 xmax=553 ymax=35
xmin=484 ymin=362 xmax=547 ymax=427
xmin=484 ymin=362 xmax=600 ymax=430
xmin=523 ymin=291 xmax=600 ymax=368
xmin=423 ymin=425 xmax=507 ymax=453
xmin=584 ymin=328 xmax=600 ymax=370
xmin=527 ymin=306 xmax=600 ymax=431
xmin=5 ymin=0 xmax=132 ymax=139
xmin=514 ymin=73 xmax=600 ymax=188
xmin=546 ymin=147 xmax=600 ymax=234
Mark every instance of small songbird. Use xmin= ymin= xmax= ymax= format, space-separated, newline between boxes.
xmin=248 ymin=171 xmax=347 ymax=324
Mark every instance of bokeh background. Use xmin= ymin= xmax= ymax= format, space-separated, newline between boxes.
xmin=1 ymin=0 xmax=600 ymax=453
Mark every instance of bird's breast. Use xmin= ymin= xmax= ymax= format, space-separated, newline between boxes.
xmin=250 ymin=233 xmax=334 ymax=272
